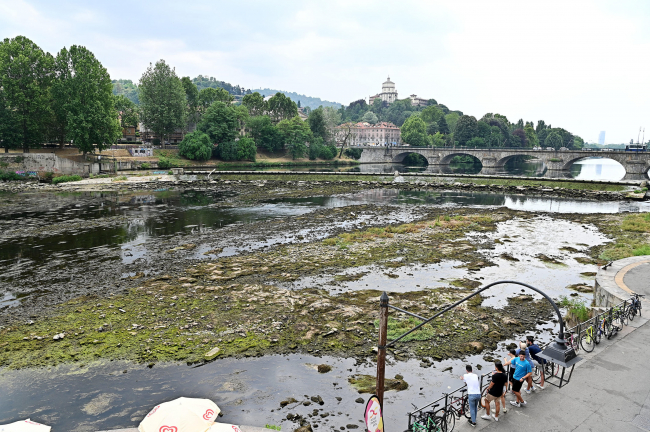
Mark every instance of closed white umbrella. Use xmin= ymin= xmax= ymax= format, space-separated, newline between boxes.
xmin=0 ymin=419 xmax=51 ymax=432
xmin=139 ymin=397 xmax=220 ymax=432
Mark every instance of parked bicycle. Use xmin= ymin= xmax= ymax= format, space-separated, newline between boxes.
xmin=442 ymin=389 xmax=470 ymax=431
xmin=533 ymin=360 xmax=559 ymax=384
xmin=410 ymin=405 xmax=446 ymax=432
xmin=627 ymin=293 xmax=644 ymax=321
xmin=580 ymin=321 xmax=597 ymax=352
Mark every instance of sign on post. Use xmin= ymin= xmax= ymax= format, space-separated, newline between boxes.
xmin=364 ymin=395 xmax=384 ymax=432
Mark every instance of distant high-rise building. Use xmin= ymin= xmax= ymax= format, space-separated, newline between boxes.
xmin=598 ymin=131 xmax=606 ymax=145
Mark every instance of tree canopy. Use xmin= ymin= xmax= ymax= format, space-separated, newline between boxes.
xmin=278 ymin=116 xmax=311 ymax=159
xmin=138 ymin=60 xmax=187 ymax=147
xmin=0 ymin=36 xmax=53 ymax=152
xmin=401 ymin=116 xmax=428 ymax=147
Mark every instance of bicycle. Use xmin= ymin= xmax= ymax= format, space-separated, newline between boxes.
xmin=627 ymin=293 xmax=644 ymax=321
xmin=533 ymin=360 xmax=559 ymax=384
xmin=442 ymin=389 xmax=470 ymax=431
xmin=580 ymin=322 xmax=596 ymax=353
xmin=563 ymin=331 xmax=580 ymax=352
xmin=410 ymin=404 xmax=447 ymax=432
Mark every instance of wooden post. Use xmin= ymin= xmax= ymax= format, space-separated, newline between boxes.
xmin=376 ymin=291 xmax=389 ymax=406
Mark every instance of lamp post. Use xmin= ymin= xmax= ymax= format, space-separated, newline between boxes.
xmin=375 ymin=280 xmax=580 ymax=405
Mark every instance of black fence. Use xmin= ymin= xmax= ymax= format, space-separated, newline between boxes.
xmin=406 ymin=295 xmax=642 ymax=432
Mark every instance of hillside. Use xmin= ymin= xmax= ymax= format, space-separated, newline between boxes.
xmin=252 ymin=88 xmax=342 ymax=110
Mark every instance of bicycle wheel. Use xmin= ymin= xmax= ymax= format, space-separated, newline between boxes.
xmin=580 ymin=331 xmax=595 ymax=352
xmin=621 ymin=311 xmax=629 ymax=326
xmin=532 ymin=364 xmax=543 ymax=384
xmin=628 ymin=307 xmax=636 ymax=321
xmin=441 ymin=410 xmax=453 ymax=432
xmin=604 ymin=320 xmax=613 ymax=339
xmin=545 ymin=361 xmax=559 ymax=378
xmin=462 ymin=397 xmax=471 ymax=419
xmin=572 ymin=335 xmax=580 ymax=352
xmin=594 ymin=324 xmax=602 ymax=344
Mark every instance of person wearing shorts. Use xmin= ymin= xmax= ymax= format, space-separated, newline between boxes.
xmin=481 ymin=362 xmax=507 ymax=421
xmin=516 ymin=341 xmax=536 ymax=393
xmin=504 ymin=350 xmax=531 ymax=407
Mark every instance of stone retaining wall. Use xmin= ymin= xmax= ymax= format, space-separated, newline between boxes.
xmin=594 ymin=256 xmax=649 ymax=307
xmin=0 ymin=153 xmax=100 ymax=175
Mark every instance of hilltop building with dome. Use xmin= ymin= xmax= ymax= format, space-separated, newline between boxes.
xmin=369 ymin=76 xmax=398 ymax=105
xmin=368 ymin=76 xmax=428 ymax=107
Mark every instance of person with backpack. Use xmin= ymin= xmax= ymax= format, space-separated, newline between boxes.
xmin=527 ymin=335 xmax=545 ymax=389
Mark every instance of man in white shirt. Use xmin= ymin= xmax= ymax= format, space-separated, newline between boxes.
xmin=461 ymin=365 xmax=481 ymax=427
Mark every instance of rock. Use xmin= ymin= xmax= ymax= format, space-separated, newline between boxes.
xmin=280 ymin=397 xmax=297 ymax=408
xmin=346 ymin=425 xmax=359 ymax=429
xmin=335 ymin=397 xmax=342 ymax=401
xmin=310 ymin=395 xmax=324 ymax=405
xmin=303 ymin=401 xmax=312 ymax=406
xmin=317 ymin=364 xmax=331 ymax=373
xmin=467 ymin=341 xmax=484 ymax=352
xmin=52 ymin=333 xmax=65 ymax=340
xmin=355 ymin=398 xmax=364 ymax=404
xmin=205 ymin=347 xmax=220 ymax=360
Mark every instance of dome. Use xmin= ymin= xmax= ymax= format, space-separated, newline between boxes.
xmin=383 ymin=76 xmax=395 ymax=87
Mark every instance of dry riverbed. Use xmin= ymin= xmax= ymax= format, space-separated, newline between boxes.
xmin=0 ymin=177 xmax=648 ymax=371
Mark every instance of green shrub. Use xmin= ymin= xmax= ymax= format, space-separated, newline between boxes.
xmin=157 ymin=157 xmax=172 ymax=169
xmin=14 ymin=156 xmax=24 ymax=163
xmin=179 ymin=131 xmax=213 ymax=161
xmin=215 ymin=141 xmax=238 ymax=161
xmin=344 ymin=148 xmax=363 ymax=160
xmin=168 ymin=170 xmax=173 ymax=175
xmin=0 ymin=171 xmax=24 ymax=181
xmin=0 ymin=160 xmax=8 ymax=168
xmin=632 ymin=245 xmax=650 ymax=256
xmin=52 ymin=174 xmax=82 ymax=184
xmin=140 ymin=162 xmax=151 ymax=170
xmin=558 ymin=296 xmax=591 ymax=322
xmin=237 ymin=137 xmax=256 ymax=161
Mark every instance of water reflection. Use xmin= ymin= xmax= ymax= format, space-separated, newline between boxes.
xmin=571 ymin=158 xmax=626 ymax=181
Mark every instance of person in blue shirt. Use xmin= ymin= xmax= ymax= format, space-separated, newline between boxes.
xmin=515 ymin=341 xmax=536 ymax=393
xmin=526 ymin=336 xmax=545 ymax=389
xmin=504 ymin=350 xmax=532 ymax=407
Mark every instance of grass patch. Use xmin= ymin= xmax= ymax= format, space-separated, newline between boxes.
xmin=377 ymin=317 xmax=442 ymax=342
xmin=51 ymin=174 xmax=82 ymax=184
xmin=113 ymin=175 xmax=128 ymax=181
xmin=599 ymin=213 xmax=650 ymax=260
xmin=558 ymin=296 xmax=591 ymax=323
xmin=0 ymin=171 xmax=25 ymax=181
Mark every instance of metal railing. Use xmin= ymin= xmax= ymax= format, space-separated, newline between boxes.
xmin=406 ymin=295 xmax=642 ymax=431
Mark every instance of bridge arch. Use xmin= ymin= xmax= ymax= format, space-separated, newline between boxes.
xmin=391 ymin=151 xmax=428 ymax=164
xmin=439 ymin=152 xmax=482 ymax=167
xmin=557 ymin=155 xmax=625 ymax=171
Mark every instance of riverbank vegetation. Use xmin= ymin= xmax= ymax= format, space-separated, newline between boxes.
xmin=595 ymin=213 xmax=650 ymax=260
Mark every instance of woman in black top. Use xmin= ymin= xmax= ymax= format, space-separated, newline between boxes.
xmin=482 ymin=362 xmax=508 ymax=421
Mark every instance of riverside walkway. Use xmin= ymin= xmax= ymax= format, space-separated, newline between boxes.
xmin=459 ymin=259 xmax=650 ymax=431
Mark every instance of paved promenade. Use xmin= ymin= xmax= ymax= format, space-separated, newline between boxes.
xmin=458 ymin=259 xmax=650 ymax=432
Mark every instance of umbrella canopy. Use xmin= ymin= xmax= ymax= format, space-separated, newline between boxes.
xmin=139 ymin=397 xmax=220 ymax=432
xmin=0 ymin=419 xmax=51 ymax=432
xmin=207 ymin=424 xmax=242 ymax=432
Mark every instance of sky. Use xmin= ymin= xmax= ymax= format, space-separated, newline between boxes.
xmin=1 ymin=0 xmax=649 ymax=143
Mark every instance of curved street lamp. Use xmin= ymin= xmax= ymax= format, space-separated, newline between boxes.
xmin=376 ymin=280 xmax=581 ymax=405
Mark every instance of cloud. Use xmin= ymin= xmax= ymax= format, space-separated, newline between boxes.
xmin=1 ymin=0 xmax=649 ymax=142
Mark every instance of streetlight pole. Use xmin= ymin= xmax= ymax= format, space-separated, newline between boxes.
xmin=375 ymin=292 xmax=388 ymax=406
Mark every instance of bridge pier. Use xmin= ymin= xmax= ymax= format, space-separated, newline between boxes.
xmin=622 ymin=161 xmax=649 ymax=181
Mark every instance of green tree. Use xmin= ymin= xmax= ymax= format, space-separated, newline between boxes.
xmin=401 ymin=115 xmax=428 ymax=147
xmin=139 ymin=60 xmax=187 ymax=148
xmin=267 ymin=93 xmax=298 ymax=123
xmin=242 ymin=92 xmax=266 ymax=117
xmin=178 ymin=131 xmax=212 ymax=161
xmin=112 ymin=79 xmax=139 ymax=104
xmin=51 ymin=45 xmax=120 ymax=155
xmin=445 ymin=112 xmax=460 ymax=134
xmin=0 ymin=86 xmax=20 ymax=152
xmin=308 ymin=107 xmax=332 ymax=142
xmin=466 ymin=137 xmax=486 ymax=148
xmin=573 ymin=135 xmax=584 ymax=149
xmin=198 ymin=101 xmax=239 ymax=144
xmin=430 ymin=132 xmax=445 ymax=147
xmin=114 ymin=95 xmax=139 ymax=129
xmin=544 ymin=131 xmax=563 ymax=150
xmin=0 ymin=36 xmax=54 ymax=152
xmin=236 ymin=137 xmax=256 ymax=161
xmin=454 ymin=115 xmax=478 ymax=146
xmin=199 ymin=87 xmax=233 ymax=113
xmin=361 ymin=111 xmax=378 ymax=124
xmin=247 ymin=115 xmax=283 ymax=153
xmin=278 ymin=116 xmax=311 ymax=159
xmin=181 ymin=76 xmax=199 ymax=127
xmin=524 ymin=125 xmax=538 ymax=147
xmin=426 ymin=122 xmax=439 ymax=135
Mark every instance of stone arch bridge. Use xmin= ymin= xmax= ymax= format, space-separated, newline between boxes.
xmin=357 ymin=146 xmax=650 ymax=180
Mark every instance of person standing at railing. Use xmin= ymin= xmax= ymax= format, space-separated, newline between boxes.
xmin=481 ymin=362 xmax=507 ymax=422
xmin=504 ymin=350 xmax=532 ymax=408
xmin=516 ymin=341 xmax=536 ymax=393
xmin=461 ymin=365 xmax=481 ymax=427
xmin=526 ymin=336 xmax=546 ymax=389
